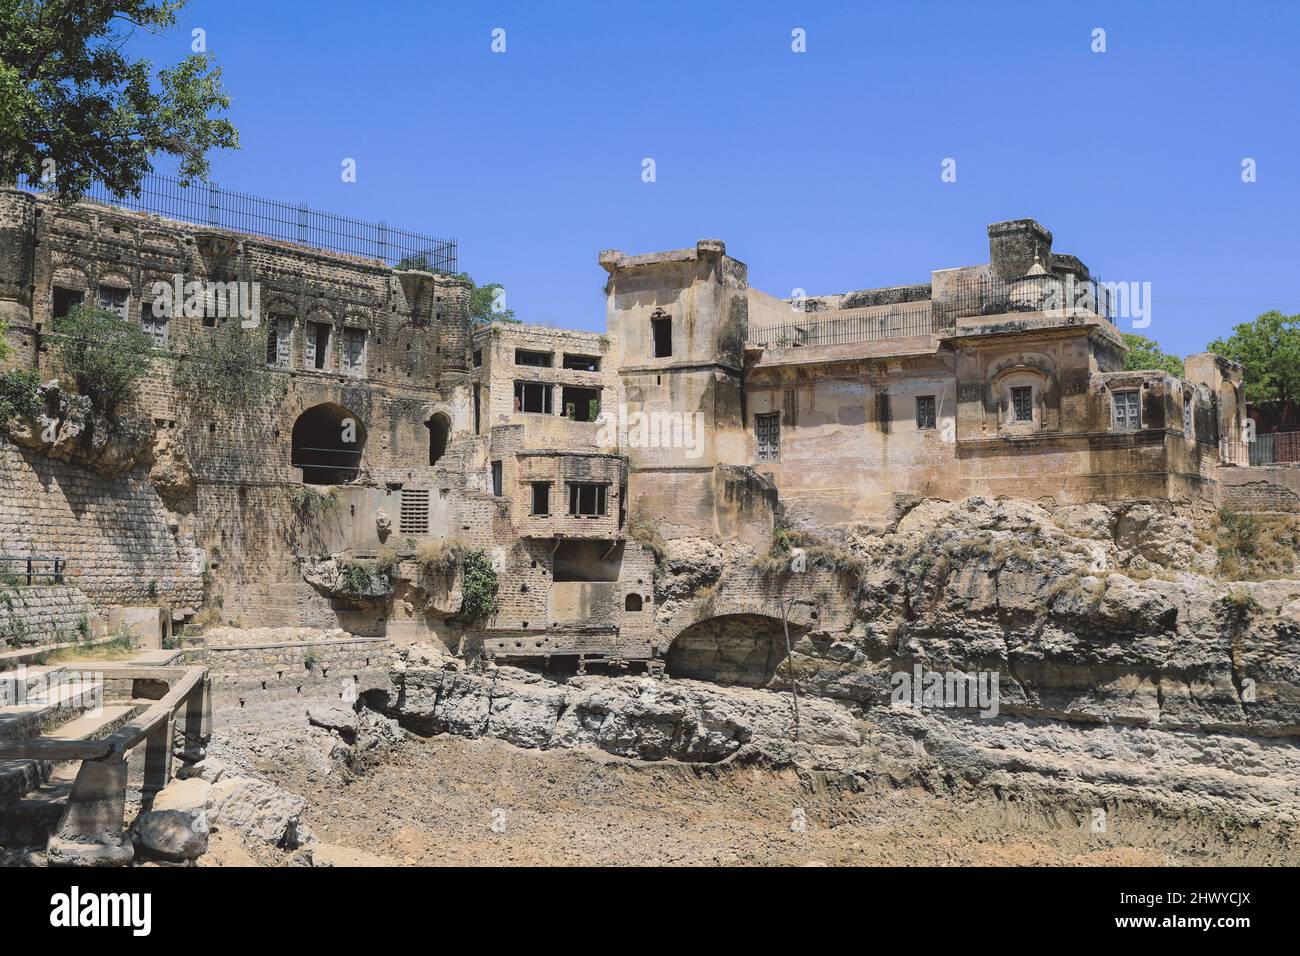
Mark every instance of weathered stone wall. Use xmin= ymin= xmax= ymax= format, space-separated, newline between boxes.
xmin=1219 ymin=464 xmax=1300 ymax=513
xmin=0 ymin=442 xmax=203 ymax=609
xmin=0 ymin=585 xmax=96 ymax=649
xmin=190 ymin=630 xmax=392 ymax=707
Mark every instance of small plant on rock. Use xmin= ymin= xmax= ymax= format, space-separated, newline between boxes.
xmin=459 ymin=549 xmax=499 ymax=620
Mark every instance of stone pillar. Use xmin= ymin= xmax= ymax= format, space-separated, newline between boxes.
xmin=141 ymin=716 xmax=175 ymax=807
xmin=0 ymin=189 xmax=37 ymax=371
xmin=181 ymin=675 xmax=212 ymax=761
xmin=46 ymin=758 xmax=135 ymax=866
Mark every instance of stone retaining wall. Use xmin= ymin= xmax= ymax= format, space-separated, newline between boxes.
xmin=0 ymin=585 xmax=95 ymax=650
xmin=1219 ymin=464 xmax=1300 ymax=513
xmin=190 ymin=636 xmax=392 ymax=707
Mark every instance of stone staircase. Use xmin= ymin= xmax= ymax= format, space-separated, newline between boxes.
xmin=0 ymin=664 xmax=140 ymax=817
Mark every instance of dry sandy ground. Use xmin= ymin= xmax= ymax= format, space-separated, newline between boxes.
xmin=211 ymin=727 xmax=1228 ymax=867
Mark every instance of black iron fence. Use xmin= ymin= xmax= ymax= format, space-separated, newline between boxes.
xmin=751 ymin=272 xmax=1117 ymax=349
xmin=16 ymin=173 xmax=457 ymax=273
xmin=1220 ymin=426 xmax=1300 ymax=466
xmin=0 ymin=555 xmax=66 ymax=586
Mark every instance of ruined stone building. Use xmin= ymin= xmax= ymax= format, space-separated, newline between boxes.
xmin=0 ymin=186 xmax=1264 ymax=670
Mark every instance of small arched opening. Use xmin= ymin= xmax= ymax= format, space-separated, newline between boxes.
xmin=427 ymin=412 xmax=451 ymax=466
xmin=292 ymin=403 xmax=366 ymax=485
xmin=664 ymin=613 xmax=795 ymax=688
xmin=625 ymin=593 xmax=643 ymax=612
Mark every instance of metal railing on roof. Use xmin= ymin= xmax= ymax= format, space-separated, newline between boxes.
xmin=16 ymin=173 xmax=457 ymax=272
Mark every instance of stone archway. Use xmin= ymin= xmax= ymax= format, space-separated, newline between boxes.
xmin=291 ymin=402 xmax=366 ymax=485
xmin=664 ymin=613 xmax=796 ymax=688
xmin=427 ymin=411 xmax=451 ymax=466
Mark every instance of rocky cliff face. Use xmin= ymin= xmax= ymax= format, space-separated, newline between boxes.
xmin=364 ymin=494 xmax=1300 ymax=832
xmin=654 ymin=495 xmax=1300 ymax=737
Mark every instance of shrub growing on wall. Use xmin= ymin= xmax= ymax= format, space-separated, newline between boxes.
xmin=0 ymin=368 xmax=41 ymax=422
xmin=459 ymin=549 xmax=498 ymax=620
xmin=174 ymin=320 xmax=283 ymax=414
xmin=49 ymin=305 xmax=153 ymax=414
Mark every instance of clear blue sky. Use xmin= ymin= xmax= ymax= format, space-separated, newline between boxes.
xmin=135 ymin=0 xmax=1298 ymax=356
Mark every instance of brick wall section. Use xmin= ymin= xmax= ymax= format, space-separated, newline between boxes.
xmin=0 ymin=443 xmax=203 ymax=609
xmin=189 ymin=636 xmax=392 ymax=707
xmin=0 ymin=585 xmax=95 ymax=648
xmin=1219 ymin=464 xmax=1300 ymax=513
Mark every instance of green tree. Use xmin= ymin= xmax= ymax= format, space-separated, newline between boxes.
xmin=0 ymin=0 xmax=238 ymax=201
xmin=455 ymin=273 xmax=517 ymax=326
xmin=49 ymin=304 xmax=153 ymax=413
xmin=1121 ymin=333 xmax=1184 ymax=377
xmin=1209 ymin=311 xmax=1300 ymax=406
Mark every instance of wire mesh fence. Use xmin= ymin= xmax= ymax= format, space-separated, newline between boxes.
xmin=1220 ymin=426 xmax=1300 ymax=466
xmin=16 ymin=173 xmax=456 ymax=272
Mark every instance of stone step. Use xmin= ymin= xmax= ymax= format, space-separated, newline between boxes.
xmin=0 ymin=665 xmax=68 ymax=706
xmin=0 ymin=704 xmax=136 ymax=820
xmin=0 ymin=679 xmax=104 ymax=741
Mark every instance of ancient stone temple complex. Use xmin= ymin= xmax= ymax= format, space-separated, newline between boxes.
xmin=0 ymin=187 xmax=1266 ymax=671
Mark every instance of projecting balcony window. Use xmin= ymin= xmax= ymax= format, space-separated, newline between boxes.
xmin=531 ymin=482 xmax=551 ymax=516
xmin=567 ymin=482 xmax=607 ymax=517
xmin=563 ymin=353 xmax=601 ymax=372
xmin=1011 ymin=386 xmax=1034 ymax=423
xmin=1114 ymin=389 xmax=1141 ymax=431
xmin=514 ymin=380 xmax=553 ymax=414
xmin=515 ymin=348 xmax=553 ymax=367
xmin=755 ymin=412 xmax=780 ymax=462
xmin=916 ymin=395 xmax=936 ymax=430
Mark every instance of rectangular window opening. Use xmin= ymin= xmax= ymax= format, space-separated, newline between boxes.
xmin=561 ymin=385 xmax=601 ymax=421
xmin=755 ymin=412 xmax=780 ymax=462
xmin=307 ymin=322 xmax=331 ymax=370
xmin=53 ymin=287 xmax=83 ymax=319
xmin=652 ymin=316 xmax=673 ymax=358
xmin=399 ymin=488 xmax=430 ymax=535
xmin=567 ymin=482 xmax=607 ymax=517
xmin=916 ymin=395 xmax=936 ymax=430
xmin=531 ymin=482 xmax=551 ymax=516
xmin=562 ymin=353 xmax=601 ymax=372
xmin=1011 ymin=386 xmax=1034 ymax=423
xmin=96 ymin=286 xmax=129 ymax=319
xmin=491 ymin=460 xmax=503 ymax=497
xmin=514 ymin=348 xmax=553 ymax=367
xmin=514 ymin=380 xmax=553 ymax=414
xmin=1114 ymin=389 xmax=1141 ymax=431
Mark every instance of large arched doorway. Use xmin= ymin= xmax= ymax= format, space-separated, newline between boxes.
xmin=292 ymin=403 xmax=366 ymax=484
xmin=665 ymin=613 xmax=793 ymax=688
xmin=427 ymin=412 xmax=450 ymax=466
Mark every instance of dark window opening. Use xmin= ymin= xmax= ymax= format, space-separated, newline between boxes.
xmin=1011 ymin=386 xmax=1034 ymax=422
xmin=1183 ymin=393 xmax=1194 ymax=436
xmin=561 ymin=385 xmax=601 ymax=421
xmin=625 ymin=593 xmax=644 ymax=612
xmin=755 ymin=412 xmax=780 ymax=462
xmin=473 ymin=349 xmax=482 ymax=367
xmin=473 ymin=384 xmax=482 ymax=434
xmin=1114 ymin=389 xmax=1141 ymax=431
xmin=916 ymin=395 xmax=936 ymax=429
xmin=515 ymin=348 xmax=553 ymax=367
xmin=491 ymin=460 xmax=503 ymax=496
xmin=553 ymin=541 xmax=623 ymax=581
xmin=514 ymin=380 xmax=553 ymax=414
xmin=567 ymin=482 xmax=607 ymax=517
xmin=308 ymin=322 xmax=331 ymax=370
xmin=427 ymin=413 xmax=450 ymax=466
xmin=563 ymin=353 xmax=601 ymax=372
xmin=531 ymin=482 xmax=551 ymax=516
xmin=53 ymin=287 xmax=83 ymax=319
xmin=652 ymin=314 xmax=673 ymax=358
xmin=291 ymin=403 xmax=365 ymax=485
